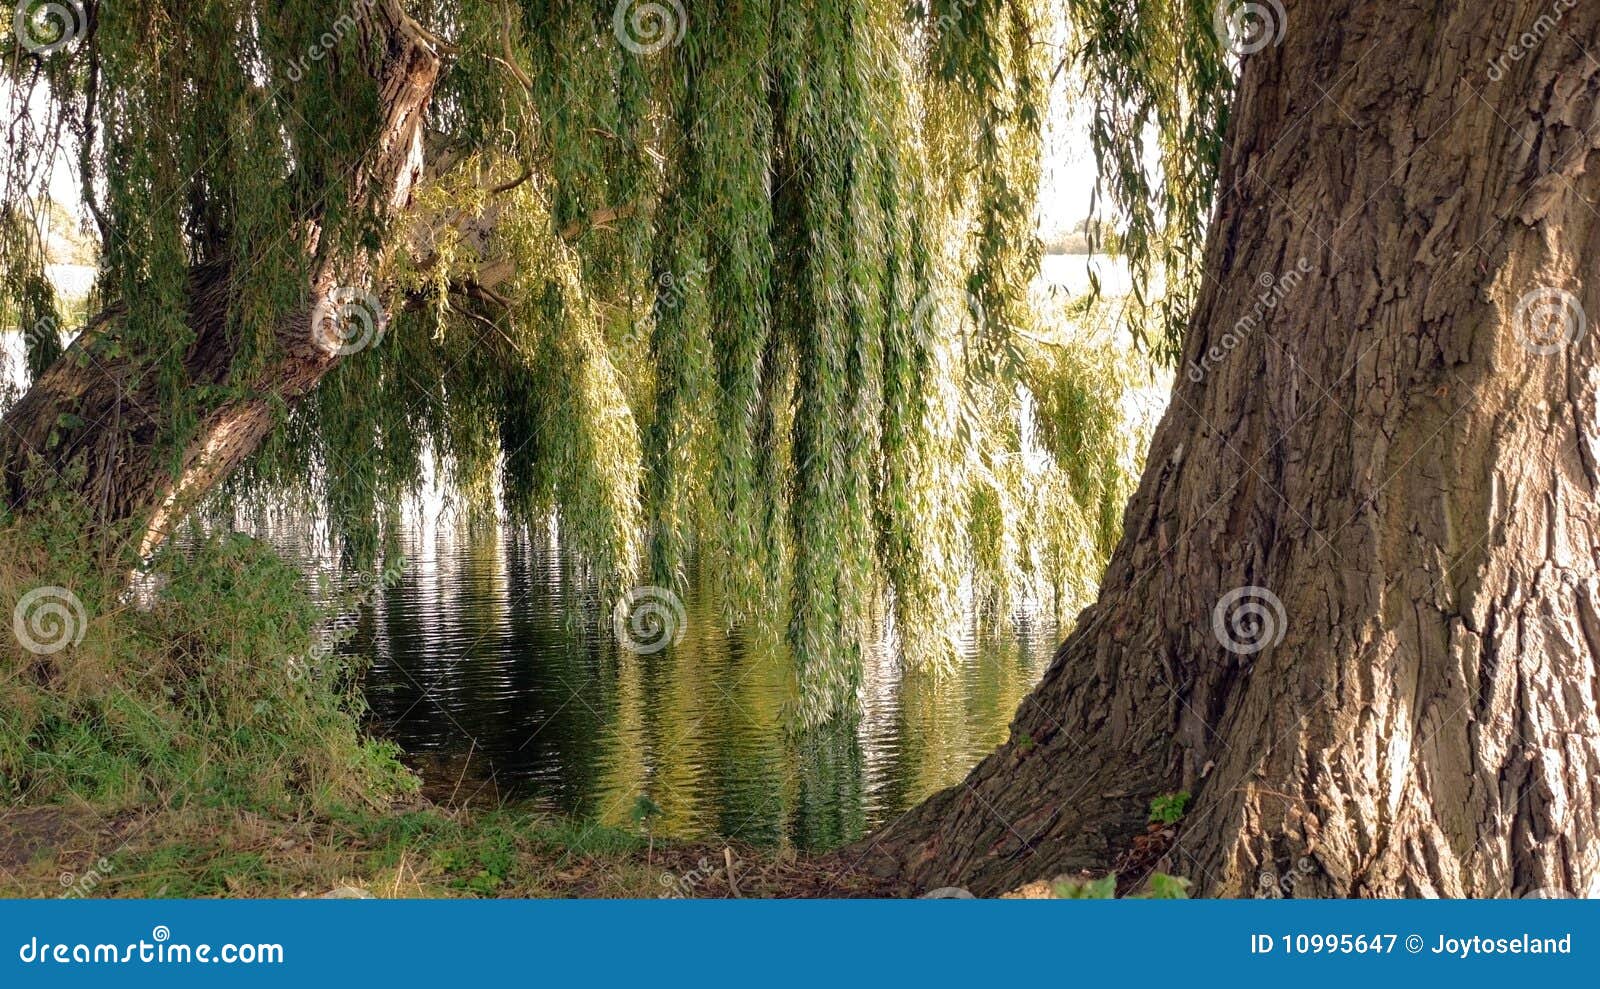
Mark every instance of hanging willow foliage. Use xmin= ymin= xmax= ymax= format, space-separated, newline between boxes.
xmin=1065 ymin=0 xmax=1234 ymax=362
xmin=2 ymin=0 xmax=1229 ymax=727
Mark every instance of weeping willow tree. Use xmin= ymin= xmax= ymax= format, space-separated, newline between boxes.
xmin=1 ymin=0 xmax=1216 ymax=729
xmin=11 ymin=0 xmax=1587 ymax=902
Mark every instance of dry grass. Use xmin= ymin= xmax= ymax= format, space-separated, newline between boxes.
xmin=0 ymin=801 xmax=887 ymax=899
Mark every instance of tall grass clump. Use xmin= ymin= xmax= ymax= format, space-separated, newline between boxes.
xmin=0 ymin=495 xmax=414 ymax=815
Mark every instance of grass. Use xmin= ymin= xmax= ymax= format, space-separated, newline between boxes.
xmin=0 ymin=801 xmax=875 ymax=898
xmin=0 ymin=497 xmax=878 ymax=899
xmin=0 ymin=500 xmax=416 ymax=816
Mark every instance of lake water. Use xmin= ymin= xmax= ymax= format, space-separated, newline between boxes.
xmin=249 ymin=254 xmax=1124 ymax=851
xmin=308 ymin=520 xmax=1059 ymax=851
xmin=140 ymin=254 xmax=1122 ymax=851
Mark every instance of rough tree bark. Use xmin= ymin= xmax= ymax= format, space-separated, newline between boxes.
xmin=859 ymin=0 xmax=1600 ymax=897
xmin=0 ymin=0 xmax=441 ymax=555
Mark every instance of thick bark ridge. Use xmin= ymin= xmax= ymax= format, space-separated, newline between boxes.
xmin=860 ymin=0 xmax=1600 ymax=897
xmin=0 ymin=1 xmax=441 ymax=554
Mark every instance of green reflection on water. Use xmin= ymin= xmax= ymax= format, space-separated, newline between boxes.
xmin=346 ymin=524 xmax=1055 ymax=851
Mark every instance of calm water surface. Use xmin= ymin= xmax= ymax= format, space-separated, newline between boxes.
xmin=272 ymin=518 xmax=1057 ymax=851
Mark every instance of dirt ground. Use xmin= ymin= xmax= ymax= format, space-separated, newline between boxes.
xmin=0 ymin=802 xmax=898 ymax=899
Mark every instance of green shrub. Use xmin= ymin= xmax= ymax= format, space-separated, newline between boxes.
xmin=1050 ymin=872 xmax=1191 ymax=899
xmin=0 ymin=501 xmax=414 ymax=815
xmin=1149 ymin=791 xmax=1192 ymax=825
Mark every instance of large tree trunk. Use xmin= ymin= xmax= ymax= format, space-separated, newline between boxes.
xmin=860 ymin=0 xmax=1600 ymax=897
xmin=0 ymin=0 xmax=441 ymax=556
